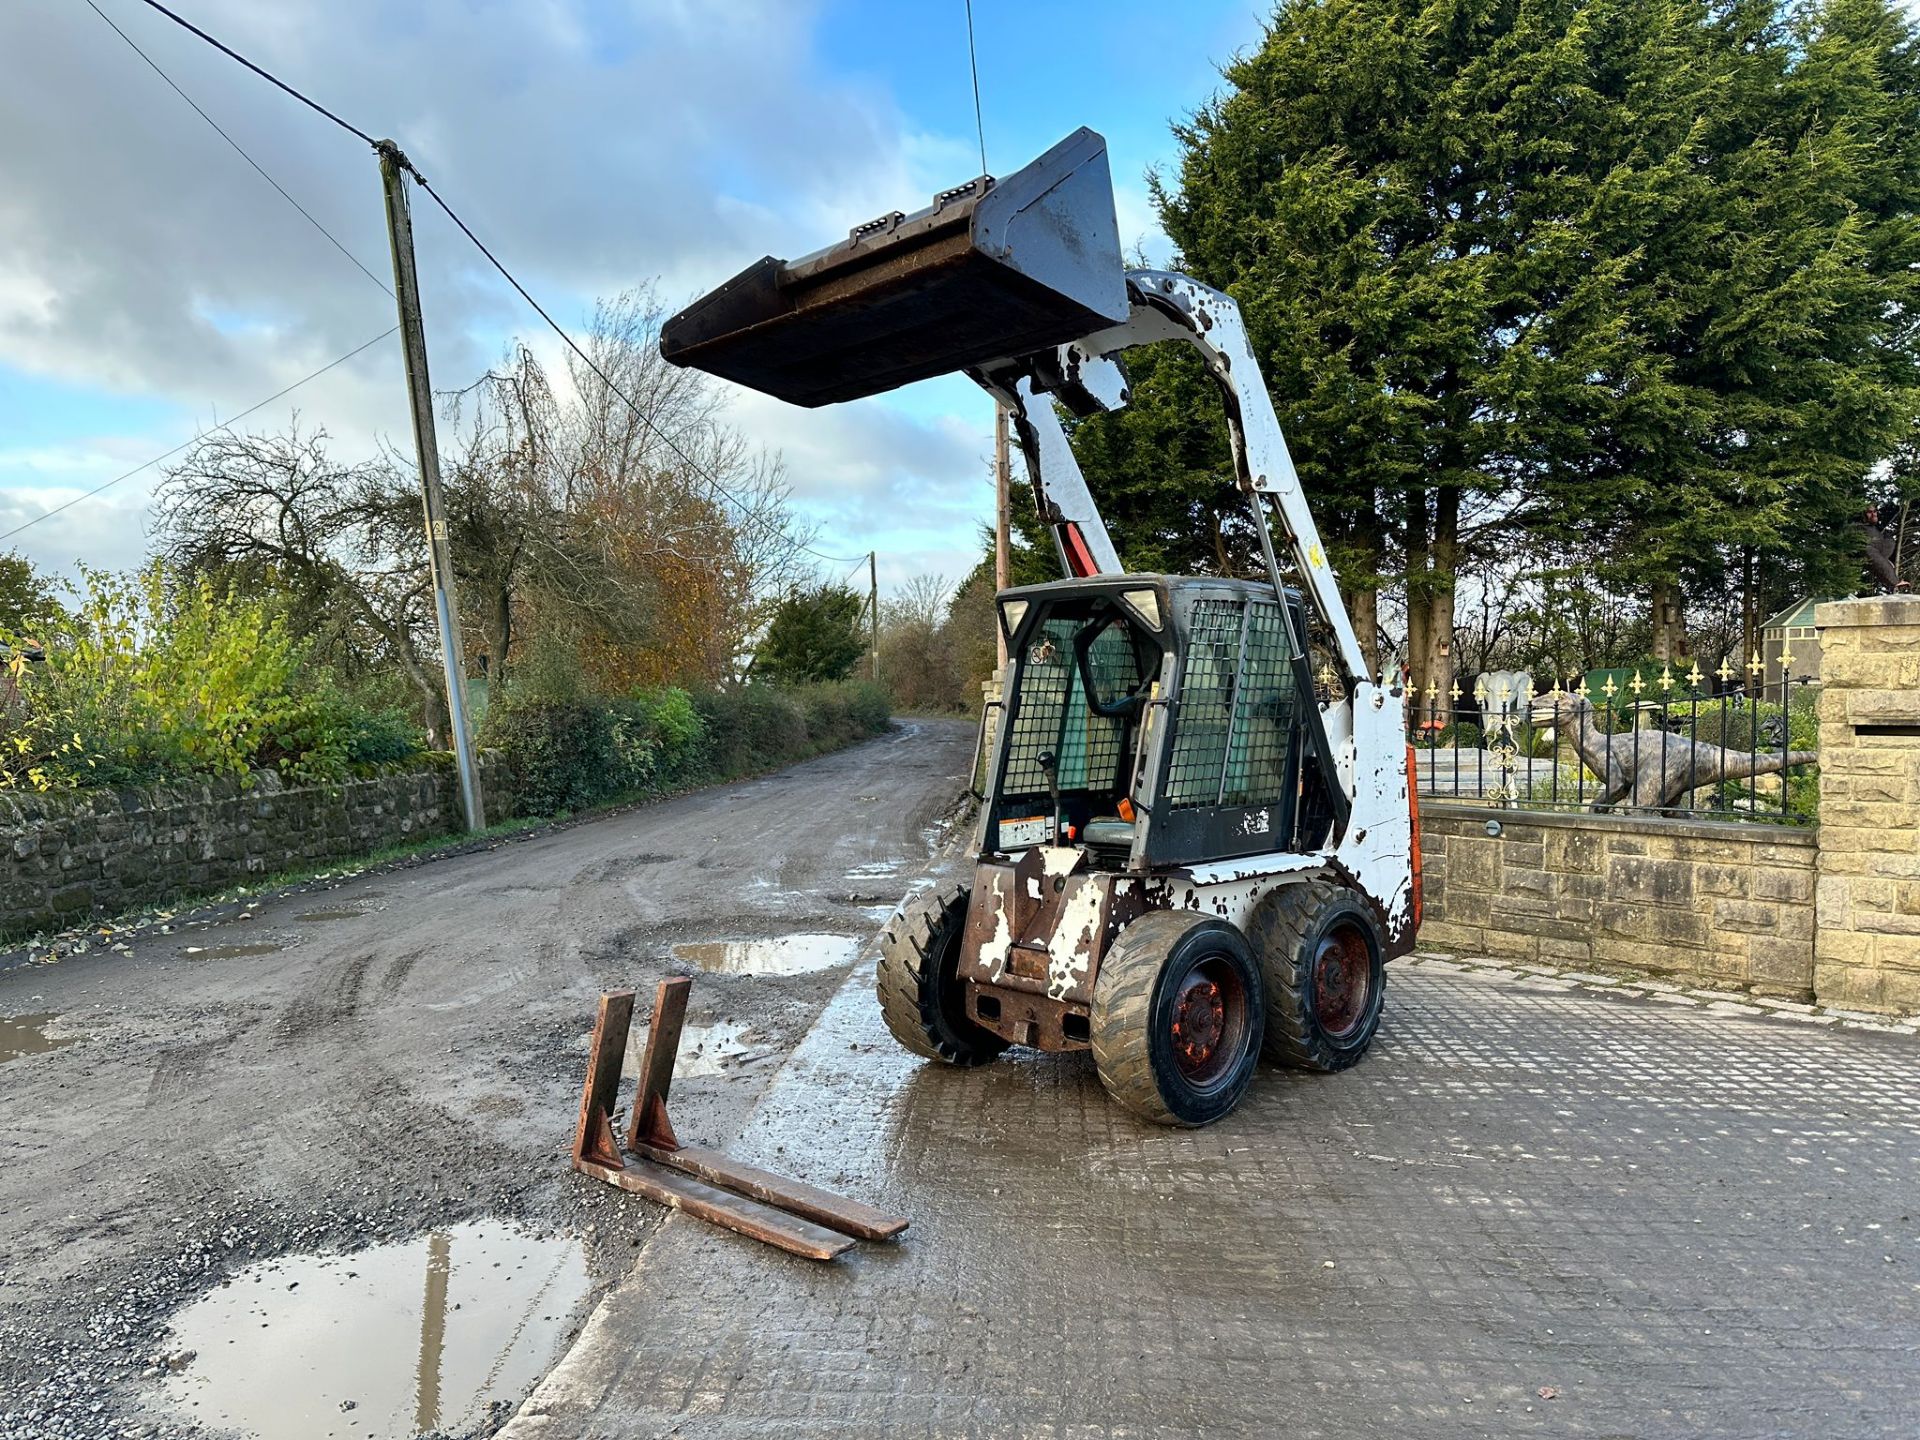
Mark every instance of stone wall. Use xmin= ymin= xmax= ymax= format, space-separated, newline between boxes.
xmin=0 ymin=758 xmax=511 ymax=940
xmin=1813 ymin=595 xmax=1920 ymax=1014
xmin=1419 ymin=805 xmax=1819 ymax=997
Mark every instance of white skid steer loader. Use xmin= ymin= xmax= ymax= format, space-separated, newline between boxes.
xmin=663 ymin=128 xmax=1422 ymax=1127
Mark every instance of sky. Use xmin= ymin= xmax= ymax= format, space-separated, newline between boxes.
xmin=0 ymin=0 xmax=1271 ymax=599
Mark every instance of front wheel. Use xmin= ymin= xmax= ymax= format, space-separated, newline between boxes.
xmin=876 ymin=880 xmax=1008 ymax=1066
xmin=1248 ymin=882 xmax=1386 ymax=1072
xmin=1090 ymin=910 xmax=1264 ymax=1128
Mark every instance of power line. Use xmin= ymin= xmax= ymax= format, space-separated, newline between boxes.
xmin=405 ymin=171 xmax=867 ymax=565
xmin=116 ymin=0 xmax=869 ymax=566
xmin=0 ymin=327 xmax=398 ymax=544
xmin=129 ymin=0 xmax=376 ymax=145
xmin=86 ymin=0 xmax=391 ymax=296
xmin=963 ymin=0 xmax=987 ymax=176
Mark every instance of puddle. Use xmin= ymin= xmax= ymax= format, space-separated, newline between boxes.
xmin=0 ymin=1013 xmax=78 ymax=1064
xmin=294 ymin=909 xmax=364 ymax=923
xmin=162 ymin=1220 xmax=588 ymax=1440
xmin=183 ymin=944 xmax=283 ymax=959
xmin=843 ymin=861 xmax=903 ymax=880
xmin=626 ymin=1018 xmax=757 ymax=1078
xmin=671 ymin=934 xmax=860 ymax=977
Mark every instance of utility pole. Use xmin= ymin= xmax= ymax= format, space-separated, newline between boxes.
xmin=868 ymin=550 xmax=880 ymax=684
xmin=376 ymin=140 xmax=485 ymax=832
xmin=993 ymin=401 xmax=1011 ymax=669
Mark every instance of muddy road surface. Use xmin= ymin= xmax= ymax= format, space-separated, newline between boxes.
xmin=0 ymin=719 xmax=973 ymax=1440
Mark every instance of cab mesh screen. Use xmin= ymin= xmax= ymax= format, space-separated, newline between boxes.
xmin=1002 ymin=616 xmax=1137 ymax=796
xmin=1164 ymin=598 xmax=1296 ymax=810
xmin=1223 ymin=601 xmax=1298 ymax=806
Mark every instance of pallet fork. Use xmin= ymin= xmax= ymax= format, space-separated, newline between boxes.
xmin=571 ymin=977 xmax=908 ymax=1261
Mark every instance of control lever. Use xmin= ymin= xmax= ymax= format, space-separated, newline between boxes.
xmin=1038 ymin=750 xmax=1063 ymax=846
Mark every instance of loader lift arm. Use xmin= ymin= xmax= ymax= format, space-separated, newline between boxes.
xmin=972 ymin=269 xmax=1372 ymax=689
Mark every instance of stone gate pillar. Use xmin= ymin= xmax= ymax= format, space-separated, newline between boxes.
xmin=1814 ymin=595 xmax=1920 ymax=1013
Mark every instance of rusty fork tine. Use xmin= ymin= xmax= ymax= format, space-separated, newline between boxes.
xmin=573 ymin=990 xmax=633 ymax=1170
xmin=628 ymin=976 xmax=689 ymax=1152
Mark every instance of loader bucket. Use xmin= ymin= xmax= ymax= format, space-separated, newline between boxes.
xmin=660 ymin=128 xmax=1129 ymax=407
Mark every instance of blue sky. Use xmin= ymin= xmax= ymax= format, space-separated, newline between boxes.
xmin=0 ymin=0 xmax=1271 ymax=595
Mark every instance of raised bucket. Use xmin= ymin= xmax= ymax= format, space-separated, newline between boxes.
xmin=660 ymin=128 xmax=1128 ymax=407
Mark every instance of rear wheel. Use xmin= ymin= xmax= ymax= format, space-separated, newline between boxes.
xmin=876 ymin=881 xmax=1008 ymax=1066
xmin=1248 ymin=882 xmax=1386 ymax=1072
xmin=1090 ymin=910 xmax=1264 ymax=1127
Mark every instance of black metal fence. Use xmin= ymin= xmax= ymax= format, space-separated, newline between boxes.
xmin=1406 ymin=665 xmax=1819 ymax=825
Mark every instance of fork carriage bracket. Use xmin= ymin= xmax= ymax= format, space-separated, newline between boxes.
xmin=570 ymin=977 xmax=909 ymax=1262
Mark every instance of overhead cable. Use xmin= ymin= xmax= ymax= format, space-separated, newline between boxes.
xmin=119 ymin=0 xmax=867 ymax=567
xmin=88 ymin=0 xmax=391 ymax=295
xmin=0 ymin=327 xmax=399 ymax=543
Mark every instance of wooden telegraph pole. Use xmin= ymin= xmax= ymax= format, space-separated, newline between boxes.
xmin=993 ymin=402 xmax=1011 ymax=669
xmin=376 ymin=140 xmax=485 ymax=831
xmin=868 ymin=551 xmax=880 ymax=684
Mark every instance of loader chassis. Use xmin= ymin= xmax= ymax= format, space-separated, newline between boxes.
xmin=955 ymin=573 xmax=1401 ymax=1055
xmin=660 ymin=126 xmax=1419 ymax=1125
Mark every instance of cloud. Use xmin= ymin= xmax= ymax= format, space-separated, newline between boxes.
xmin=0 ymin=0 xmax=940 ymax=431
xmin=0 ymin=484 xmax=152 ymax=578
xmin=0 ymin=0 xmax=1010 ymax=585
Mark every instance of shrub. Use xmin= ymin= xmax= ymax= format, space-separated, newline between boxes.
xmin=694 ymin=685 xmax=806 ymax=780
xmin=614 ymin=686 xmax=707 ymax=787
xmin=1 ymin=565 xmax=420 ymax=791
xmin=339 ymin=705 xmax=427 ymax=768
xmin=790 ymin=681 xmax=891 ymax=750
xmin=480 ymin=696 xmax=618 ymax=815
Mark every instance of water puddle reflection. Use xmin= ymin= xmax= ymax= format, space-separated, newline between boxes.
xmin=162 ymin=1220 xmax=588 ymax=1440
xmin=0 ymin=1012 xmax=77 ymax=1063
xmin=625 ymin=1018 xmax=756 ymax=1078
xmin=672 ymin=933 xmax=859 ymax=977
xmin=183 ymin=944 xmax=283 ymax=959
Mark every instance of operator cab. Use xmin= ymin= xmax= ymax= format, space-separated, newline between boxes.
xmin=983 ymin=574 xmax=1341 ymax=872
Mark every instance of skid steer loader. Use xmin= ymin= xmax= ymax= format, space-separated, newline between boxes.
xmin=662 ymin=128 xmax=1421 ymax=1127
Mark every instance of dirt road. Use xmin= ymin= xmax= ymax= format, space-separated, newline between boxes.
xmin=0 ymin=719 xmax=975 ymax=1440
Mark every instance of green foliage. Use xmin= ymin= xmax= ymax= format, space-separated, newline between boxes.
xmin=0 ymin=551 xmax=60 ymax=638
xmin=1073 ymin=0 xmax=1920 ymax=670
xmin=479 ymin=695 xmax=619 ymax=815
xmin=1432 ymin=720 xmax=1483 ymax=749
xmin=1060 ymin=346 xmax=1248 ymax=575
xmin=610 ymin=686 xmax=708 ymax=788
xmin=756 ymin=584 xmax=866 ymax=684
xmin=1 ymin=565 xmax=422 ymax=792
xmin=693 ymin=685 xmax=809 ymax=780
xmin=1691 ymin=695 xmax=1819 ymax=753
xmin=336 ymin=704 xmax=427 ymax=768
xmin=481 ymin=679 xmax=889 ymax=818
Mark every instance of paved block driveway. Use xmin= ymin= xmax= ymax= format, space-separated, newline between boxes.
xmin=511 ymin=958 xmax=1920 ymax=1439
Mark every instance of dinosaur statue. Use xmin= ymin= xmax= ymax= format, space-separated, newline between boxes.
xmin=1529 ymin=690 xmax=1817 ymax=812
